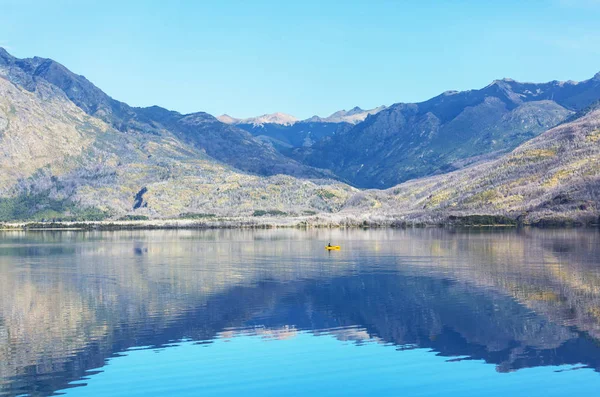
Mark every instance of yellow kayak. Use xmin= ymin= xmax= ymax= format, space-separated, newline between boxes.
xmin=325 ymin=246 xmax=341 ymax=250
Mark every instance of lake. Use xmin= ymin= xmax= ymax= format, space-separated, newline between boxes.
xmin=1 ymin=228 xmax=600 ymax=396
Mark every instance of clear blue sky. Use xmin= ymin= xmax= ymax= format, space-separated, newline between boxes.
xmin=1 ymin=0 xmax=599 ymax=119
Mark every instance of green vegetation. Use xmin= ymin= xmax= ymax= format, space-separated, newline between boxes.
xmin=178 ymin=212 xmax=216 ymax=219
xmin=316 ymin=189 xmax=338 ymax=199
xmin=253 ymin=209 xmax=288 ymax=217
xmin=0 ymin=192 xmax=110 ymax=222
xmin=118 ymin=215 xmax=150 ymax=221
xmin=464 ymin=189 xmax=500 ymax=205
xmin=529 ymin=216 xmax=594 ymax=227
xmin=447 ymin=215 xmax=518 ymax=226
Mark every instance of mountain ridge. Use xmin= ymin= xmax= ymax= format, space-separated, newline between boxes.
xmin=304 ymin=105 xmax=387 ymax=124
xmin=294 ymin=71 xmax=600 ymax=188
xmin=217 ymin=112 xmax=298 ymax=126
xmin=0 ymin=48 xmax=357 ymax=221
xmin=218 ymin=105 xmax=387 ymax=127
xmin=0 ymin=47 xmax=330 ymax=180
xmin=221 ymin=106 xmax=386 ymax=156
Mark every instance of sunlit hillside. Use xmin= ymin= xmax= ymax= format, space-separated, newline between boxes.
xmin=348 ymin=105 xmax=600 ymax=225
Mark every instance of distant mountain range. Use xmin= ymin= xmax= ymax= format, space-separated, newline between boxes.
xmin=0 ymin=46 xmax=599 ymax=225
xmin=219 ymin=106 xmax=386 ymax=126
xmin=217 ymin=106 xmax=386 ymax=153
xmin=223 ymin=119 xmax=354 ymax=153
xmin=305 ymin=106 xmax=388 ymax=124
xmin=218 ymin=112 xmax=299 ymax=126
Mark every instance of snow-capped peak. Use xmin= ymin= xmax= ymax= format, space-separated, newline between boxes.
xmin=217 ymin=114 xmax=240 ymax=124
xmin=308 ymin=106 xmax=387 ymax=124
xmin=218 ymin=112 xmax=298 ymax=126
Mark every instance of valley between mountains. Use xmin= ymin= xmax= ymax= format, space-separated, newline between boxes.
xmin=1 ymin=47 xmax=599 ymax=227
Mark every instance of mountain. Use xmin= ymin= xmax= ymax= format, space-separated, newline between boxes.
xmin=230 ymin=121 xmax=354 ymax=153
xmin=295 ymin=74 xmax=600 ymax=188
xmin=1 ymin=46 xmax=599 ymax=225
xmin=215 ymin=114 xmax=239 ymax=124
xmin=0 ymin=48 xmax=354 ymax=221
xmin=305 ymin=105 xmax=387 ymax=124
xmin=0 ymin=48 xmax=328 ymax=180
xmin=220 ymin=106 xmax=386 ymax=127
xmin=222 ymin=106 xmax=386 ymax=153
xmin=345 ymin=102 xmax=600 ymax=225
xmin=217 ymin=112 xmax=298 ymax=126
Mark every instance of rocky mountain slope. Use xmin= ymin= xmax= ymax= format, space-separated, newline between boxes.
xmin=296 ymin=75 xmax=600 ymax=188
xmin=0 ymin=48 xmax=328 ymax=179
xmin=0 ymin=51 xmax=354 ymax=221
xmin=346 ymin=103 xmax=600 ymax=225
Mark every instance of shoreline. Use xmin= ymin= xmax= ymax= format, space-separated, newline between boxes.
xmin=0 ymin=215 xmax=597 ymax=231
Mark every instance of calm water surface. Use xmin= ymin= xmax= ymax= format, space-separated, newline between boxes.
xmin=1 ymin=228 xmax=600 ymax=396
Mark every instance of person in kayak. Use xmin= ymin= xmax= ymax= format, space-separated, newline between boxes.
xmin=327 ymin=242 xmax=332 ymax=247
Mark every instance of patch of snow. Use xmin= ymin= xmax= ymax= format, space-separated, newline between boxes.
xmin=308 ymin=105 xmax=387 ymax=124
xmin=218 ymin=112 xmax=298 ymax=126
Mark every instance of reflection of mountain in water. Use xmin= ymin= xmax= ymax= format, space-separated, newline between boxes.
xmin=1 ymin=229 xmax=600 ymax=396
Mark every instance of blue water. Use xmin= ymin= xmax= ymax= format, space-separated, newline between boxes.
xmin=1 ymin=228 xmax=600 ymax=396
xmin=63 ymin=333 xmax=598 ymax=397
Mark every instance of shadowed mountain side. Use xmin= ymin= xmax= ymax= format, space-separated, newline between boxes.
xmin=296 ymin=75 xmax=600 ymax=188
xmin=234 ymin=121 xmax=353 ymax=153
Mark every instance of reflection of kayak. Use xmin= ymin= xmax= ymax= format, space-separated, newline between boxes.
xmin=325 ymin=246 xmax=341 ymax=250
